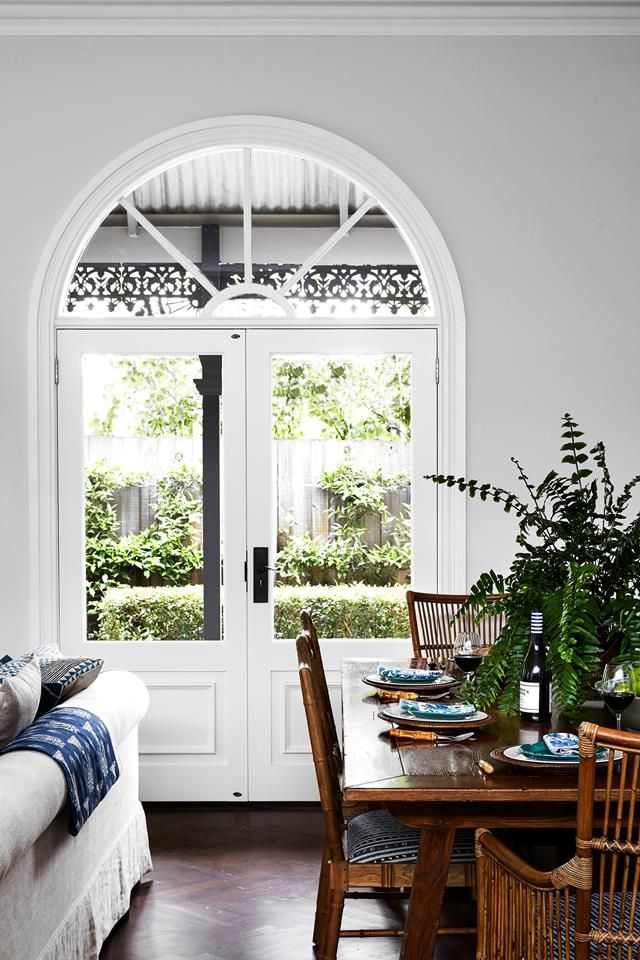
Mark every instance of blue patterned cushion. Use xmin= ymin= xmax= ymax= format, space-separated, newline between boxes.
xmin=0 ymin=656 xmax=42 ymax=749
xmin=37 ymin=657 xmax=103 ymax=716
xmin=0 ymin=653 xmax=33 ymax=677
xmin=347 ymin=809 xmax=475 ymax=865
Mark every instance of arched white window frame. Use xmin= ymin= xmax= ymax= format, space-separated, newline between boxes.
xmin=27 ymin=115 xmax=467 ymax=644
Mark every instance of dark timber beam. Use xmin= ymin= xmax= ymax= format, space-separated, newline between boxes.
xmin=193 ymin=355 xmax=223 ymax=642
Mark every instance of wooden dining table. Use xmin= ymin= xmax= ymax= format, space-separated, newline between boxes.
xmin=342 ymin=658 xmax=610 ymax=960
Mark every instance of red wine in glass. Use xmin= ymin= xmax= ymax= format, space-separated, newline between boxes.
xmin=454 ymin=653 xmax=483 ymax=674
xmin=597 ymin=664 xmax=634 ymax=730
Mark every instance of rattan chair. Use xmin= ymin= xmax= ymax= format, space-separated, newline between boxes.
xmin=476 ymin=722 xmax=640 ymax=960
xmin=406 ymin=590 xmax=507 ymax=661
xmin=297 ymin=628 xmax=476 ymax=959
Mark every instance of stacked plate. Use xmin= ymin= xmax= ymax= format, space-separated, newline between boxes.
xmin=362 ymin=665 xmax=457 ymax=697
xmin=378 ymin=698 xmax=495 ymax=732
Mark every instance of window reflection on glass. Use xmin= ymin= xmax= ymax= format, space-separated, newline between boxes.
xmin=271 ymin=354 xmax=412 ymax=641
xmin=83 ymin=354 xmax=222 ymax=642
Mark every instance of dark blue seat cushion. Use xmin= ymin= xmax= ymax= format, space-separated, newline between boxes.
xmin=347 ymin=809 xmax=475 ymax=865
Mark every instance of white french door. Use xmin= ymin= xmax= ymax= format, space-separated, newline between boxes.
xmin=57 ymin=325 xmax=437 ymax=801
xmin=245 ymin=328 xmax=438 ymax=801
xmin=57 ymin=329 xmax=248 ymax=801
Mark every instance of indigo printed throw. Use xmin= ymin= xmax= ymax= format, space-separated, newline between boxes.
xmin=2 ymin=707 xmax=119 ymax=835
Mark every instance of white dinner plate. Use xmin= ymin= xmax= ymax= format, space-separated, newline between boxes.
xmin=502 ymin=745 xmax=621 ymax=765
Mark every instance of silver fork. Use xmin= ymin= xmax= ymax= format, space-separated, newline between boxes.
xmin=435 ymin=731 xmax=476 ymax=743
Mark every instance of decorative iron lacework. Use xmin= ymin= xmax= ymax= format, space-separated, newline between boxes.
xmin=66 ymin=263 xmax=429 ymax=316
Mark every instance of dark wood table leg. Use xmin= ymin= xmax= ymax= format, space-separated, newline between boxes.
xmin=400 ymin=827 xmax=455 ymax=960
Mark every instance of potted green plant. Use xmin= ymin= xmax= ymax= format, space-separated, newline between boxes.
xmin=427 ymin=414 xmax=640 ymax=720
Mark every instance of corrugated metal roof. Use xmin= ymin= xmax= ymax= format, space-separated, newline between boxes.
xmin=127 ymin=149 xmax=378 ymax=215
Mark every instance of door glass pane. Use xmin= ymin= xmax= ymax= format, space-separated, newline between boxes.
xmin=272 ymin=354 xmax=412 ymax=641
xmin=82 ymin=354 xmax=223 ymax=642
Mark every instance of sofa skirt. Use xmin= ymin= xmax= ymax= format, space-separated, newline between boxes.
xmin=39 ymin=803 xmax=152 ymax=960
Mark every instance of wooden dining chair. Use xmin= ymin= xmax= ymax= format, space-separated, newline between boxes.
xmin=300 ymin=609 xmax=341 ymax=772
xmin=406 ymin=590 xmax=507 ymax=661
xmin=297 ymin=631 xmax=476 ymax=959
xmin=476 ymin=722 xmax=640 ymax=960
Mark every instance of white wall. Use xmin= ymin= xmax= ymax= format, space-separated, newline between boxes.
xmin=1 ymin=36 xmax=639 ymax=642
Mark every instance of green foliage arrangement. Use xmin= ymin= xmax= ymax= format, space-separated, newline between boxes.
xmin=276 ymin=462 xmax=410 ymax=586
xmin=427 ymin=414 xmax=640 ymax=718
xmin=95 ymin=584 xmax=410 ymax=642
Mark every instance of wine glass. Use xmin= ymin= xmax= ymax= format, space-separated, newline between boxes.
xmin=596 ymin=662 xmax=635 ymax=730
xmin=453 ymin=631 xmax=487 ymax=684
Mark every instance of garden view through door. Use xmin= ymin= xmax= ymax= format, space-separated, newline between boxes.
xmin=246 ymin=328 xmax=437 ymax=800
xmin=57 ymin=327 xmax=437 ymax=801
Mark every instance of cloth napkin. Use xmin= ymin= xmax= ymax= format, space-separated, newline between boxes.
xmin=520 ymin=738 xmax=607 ymax=762
xmin=399 ymin=699 xmax=476 ymax=719
xmin=377 ymin=666 xmax=444 ymax=684
xmin=543 ymin=732 xmax=581 ymax=755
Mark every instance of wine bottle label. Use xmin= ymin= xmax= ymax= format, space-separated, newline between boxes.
xmin=520 ymin=682 xmax=540 ymax=713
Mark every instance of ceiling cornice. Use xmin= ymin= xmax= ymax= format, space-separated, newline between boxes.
xmin=1 ymin=2 xmax=640 ymax=37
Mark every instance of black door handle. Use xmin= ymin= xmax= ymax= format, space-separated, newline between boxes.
xmin=253 ymin=547 xmax=270 ymax=603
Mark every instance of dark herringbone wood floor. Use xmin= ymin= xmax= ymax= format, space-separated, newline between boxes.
xmin=100 ymin=804 xmax=476 ymax=960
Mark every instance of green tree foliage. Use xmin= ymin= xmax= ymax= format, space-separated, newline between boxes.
xmin=272 ymin=355 xmax=411 ymax=441
xmin=90 ymin=354 xmax=411 ymax=442
xmin=427 ymin=414 xmax=640 ymax=718
xmin=90 ymin=357 xmax=202 ymax=437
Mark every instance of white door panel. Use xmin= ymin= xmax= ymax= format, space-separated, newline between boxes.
xmin=57 ymin=329 xmax=248 ymax=801
xmin=246 ymin=328 xmax=437 ymax=800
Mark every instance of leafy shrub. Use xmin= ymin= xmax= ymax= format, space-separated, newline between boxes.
xmin=277 ymin=461 xmax=411 ymax=586
xmin=85 ymin=461 xmax=202 ymax=611
xmin=96 ymin=586 xmax=205 ymax=642
xmin=95 ymin=584 xmax=410 ymax=641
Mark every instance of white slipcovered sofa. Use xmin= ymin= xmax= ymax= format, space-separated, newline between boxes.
xmin=0 ymin=670 xmax=151 ymax=960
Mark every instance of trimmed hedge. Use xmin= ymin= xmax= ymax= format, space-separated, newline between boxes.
xmin=96 ymin=586 xmax=204 ymax=642
xmin=273 ymin=585 xmax=410 ymax=639
xmin=95 ymin=584 xmax=410 ymax=641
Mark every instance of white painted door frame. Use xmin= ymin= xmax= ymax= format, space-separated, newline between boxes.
xmin=29 ymin=115 xmax=466 ymax=662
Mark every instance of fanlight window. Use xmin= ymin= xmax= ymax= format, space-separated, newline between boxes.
xmin=63 ymin=148 xmax=433 ymax=320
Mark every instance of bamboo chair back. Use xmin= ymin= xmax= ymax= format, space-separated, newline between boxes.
xmin=297 ymin=632 xmax=346 ymax=865
xmin=406 ymin=590 xmax=507 ymax=661
xmin=476 ymin=723 xmax=640 ymax=960
xmin=573 ymin=722 xmax=640 ymax=958
xmin=300 ymin=609 xmax=341 ymax=771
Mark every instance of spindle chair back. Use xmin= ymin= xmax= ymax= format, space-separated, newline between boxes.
xmin=406 ymin=590 xmax=507 ymax=661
